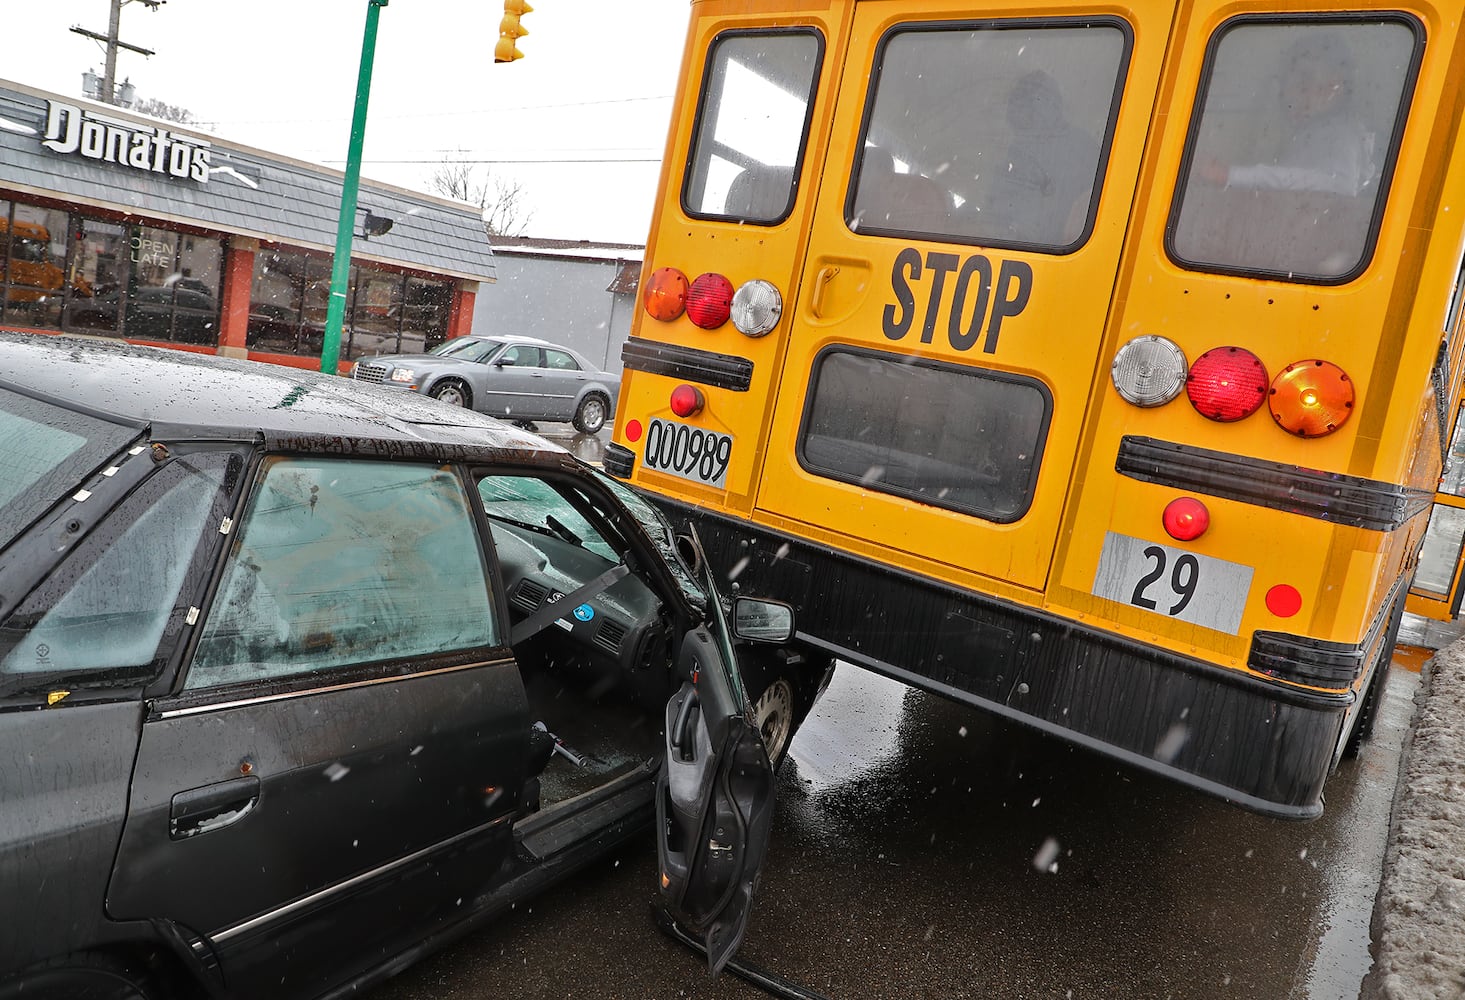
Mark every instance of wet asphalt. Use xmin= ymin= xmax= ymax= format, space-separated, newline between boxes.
xmin=369 ymin=660 xmax=1416 ymax=1000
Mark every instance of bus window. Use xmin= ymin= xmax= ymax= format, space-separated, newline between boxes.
xmin=850 ymin=21 xmax=1129 ymax=251
xmin=683 ymin=30 xmax=822 ymax=224
xmin=799 ymin=348 xmax=1050 ymax=523
xmin=1170 ymin=17 xmax=1420 ymax=283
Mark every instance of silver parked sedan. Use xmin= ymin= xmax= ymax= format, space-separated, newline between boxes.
xmin=351 ymin=333 xmax=620 ymax=434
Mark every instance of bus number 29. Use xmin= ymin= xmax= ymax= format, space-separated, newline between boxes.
xmin=1131 ymin=545 xmax=1199 ymax=617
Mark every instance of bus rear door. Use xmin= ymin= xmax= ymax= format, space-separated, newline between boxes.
xmin=755 ymin=2 xmax=1172 ymax=594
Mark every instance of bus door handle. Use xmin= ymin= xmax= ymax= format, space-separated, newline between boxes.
xmin=811 ymin=265 xmax=840 ymax=318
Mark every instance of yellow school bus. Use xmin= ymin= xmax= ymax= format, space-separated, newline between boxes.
xmin=607 ymin=0 xmax=1465 ymax=818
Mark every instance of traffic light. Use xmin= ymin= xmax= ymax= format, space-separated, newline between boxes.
xmin=494 ymin=0 xmax=532 ymax=63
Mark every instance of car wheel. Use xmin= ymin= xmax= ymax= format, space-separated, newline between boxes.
xmin=16 ymin=950 xmax=173 ymax=1000
xmin=572 ymin=394 xmax=608 ymax=434
xmin=430 ymin=379 xmax=471 ymax=408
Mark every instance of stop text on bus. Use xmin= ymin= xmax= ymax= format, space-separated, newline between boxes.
xmin=882 ymin=248 xmax=1032 ymax=354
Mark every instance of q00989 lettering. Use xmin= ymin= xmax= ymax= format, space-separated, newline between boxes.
xmin=643 ymin=418 xmax=732 ymax=488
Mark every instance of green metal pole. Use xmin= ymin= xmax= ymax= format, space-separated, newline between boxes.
xmin=321 ymin=0 xmax=389 ymax=374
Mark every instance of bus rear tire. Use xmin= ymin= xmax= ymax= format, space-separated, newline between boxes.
xmin=739 ymin=647 xmax=830 ymax=769
xmin=1341 ymin=593 xmax=1405 ymax=760
xmin=1342 ymin=656 xmax=1392 ymax=760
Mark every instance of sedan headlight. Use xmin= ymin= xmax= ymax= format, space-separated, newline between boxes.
xmin=389 ymin=368 xmax=417 ymax=384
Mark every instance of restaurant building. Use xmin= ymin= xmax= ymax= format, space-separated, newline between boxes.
xmin=0 ymin=79 xmax=496 ymax=372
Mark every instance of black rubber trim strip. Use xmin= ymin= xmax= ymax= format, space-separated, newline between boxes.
xmin=1249 ymin=577 xmax=1406 ymax=687
xmin=653 ymin=907 xmax=836 ymax=1000
xmin=1116 ymin=435 xmax=1433 ymax=531
xmin=604 ymin=442 xmax=636 ymax=478
xmin=621 ymin=339 xmax=754 ymax=391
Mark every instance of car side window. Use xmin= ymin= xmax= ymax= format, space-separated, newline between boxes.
xmin=497 ymin=345 xmax=541 ymax=367
xmin=187 ymin=458 xmax=498 ymax=689
xmin=544 ymin=350 xmax=581 ymax=371
xmin=0 ymin=451 xmax=236 ymax=694
xmin=479 ymin=475 xmax=619 ymax=562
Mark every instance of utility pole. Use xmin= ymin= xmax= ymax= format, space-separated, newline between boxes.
xmin=71 ymin=0 xmax=164 ymax=106
xmin=321 ymin=0 xmax=389 ymax=375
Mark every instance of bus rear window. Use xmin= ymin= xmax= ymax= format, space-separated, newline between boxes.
xmin=851 ymin=20 xmax=1129 ymax=252
xmin=1169 ymin=17 xmax=1421 ymax=283
xmin=798 ymin=349 xmax=1050 ymax=523
xmin=683 ymin=30 xmax=822 ymax=225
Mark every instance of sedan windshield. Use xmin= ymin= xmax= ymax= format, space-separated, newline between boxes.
xmin=429 ymin=337 xmax=502 ymax=362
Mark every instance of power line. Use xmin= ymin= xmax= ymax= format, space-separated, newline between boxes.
xmin=197 ymin=94 xmax=672 ymax=131
xmin=326 ymin=156 xmax=663 ymax=166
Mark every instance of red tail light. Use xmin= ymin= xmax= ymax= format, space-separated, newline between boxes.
xmin=1162 ymin=497 xmax=1210 ymax=541
xmin=669 ymin=384 xmax=704 ymax=417
xmin=1186 ymin=347 xmax=1268 ymax=422
xmin=686 ymin=273 xmax=734 ymax=329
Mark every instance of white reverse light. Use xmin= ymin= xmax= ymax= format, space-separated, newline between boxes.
xmin=730 ymin=280 xmax=783 ymax=338
xmin=1111 ymin=335 xmax=1188 ymax=407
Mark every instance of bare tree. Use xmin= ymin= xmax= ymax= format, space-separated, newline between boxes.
xmin=428 ymin=156 xmax=534 ymax=237
xmin=131 ymin=96 xmax=197 ymax=126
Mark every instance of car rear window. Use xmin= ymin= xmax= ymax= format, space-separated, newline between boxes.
xmin=0 ymin=387 xmax=141 ymax=550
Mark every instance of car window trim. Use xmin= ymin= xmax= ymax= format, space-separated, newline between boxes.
xmin=155 ymin=654 xmax=516 ymax=719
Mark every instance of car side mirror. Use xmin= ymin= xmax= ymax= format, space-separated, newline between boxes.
xmin=731 ymin=598 xmax=795 ymax=643
xmin=494 ymin=358 xmax=512 ymax=367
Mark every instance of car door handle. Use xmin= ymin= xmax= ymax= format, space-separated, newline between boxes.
xmin=169 ymin=775 xmax=260 ymax=840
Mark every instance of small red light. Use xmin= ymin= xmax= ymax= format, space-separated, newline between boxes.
xmin=1162 ymin=497 xmax=1210 ymax=541
xmin=625 ymin=419 xmax=643 ymax=442
xmin=685 ymin=273 xmax=734 ymax=329
xmin=1187 ymin=347 xmax=1268 ymax=422
xmin=669 ymin=384 xmax=704 ymax=418
xmin=1266 ymin=585 xmax=1302 ymax=618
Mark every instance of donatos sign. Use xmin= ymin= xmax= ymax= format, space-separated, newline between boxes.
xmin=881 ymin=248 xmax=1033 ymax=354
xmin=41 ymin=100 xmax=212 ymax=183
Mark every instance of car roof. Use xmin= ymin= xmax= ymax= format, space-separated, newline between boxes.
xmin=0 ymin=331 xmax=572 ymax=463
xmin=482 ymin=333 xmax=580 ymax=351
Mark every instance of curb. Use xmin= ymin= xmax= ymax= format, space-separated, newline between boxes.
xmin=1359 ymin=645 xmax=1465 ymax=1000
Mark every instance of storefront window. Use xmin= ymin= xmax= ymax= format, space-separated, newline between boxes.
xmin=402 ymin=277 xmax=452 ymax=355
xmin=2 ymin=202 xmax=71 ymax=330
xmin=248 ymin=248 xmax=310 ymax=354
xmin=2 ymin=201 xmax=221 ymax=345
xmin=62 ymin=218 xmax=127 ymax=337
xmin=300 ymin=256 xmax=332 ymax=358
xmin=249 ymin=247 xmax=451 ymax=361
xmin=349 ymin=265 xmax=405 ymax=359
xmin=170 ymin=233 xmax=223 ymax=345
xmin=121 ymin=226 xmax=222 ymax=345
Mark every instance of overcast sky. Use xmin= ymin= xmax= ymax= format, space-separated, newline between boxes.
xmin=5 ymin=0 xmax=693 ymax=244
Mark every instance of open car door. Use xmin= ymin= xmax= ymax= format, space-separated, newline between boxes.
xmin=656 ymin=543 xmax=778 ymax=976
